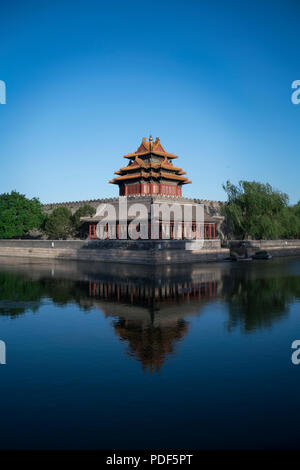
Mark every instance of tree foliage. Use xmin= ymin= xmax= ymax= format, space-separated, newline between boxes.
xmin=72 ymin=204 xmax=96 ymax=238
xmin=44 ymin=206 xmax=73 ymax=239
xmin=222 ymin=181 xmax=300 ymax=239
xmin=0 ymin=191 xmax=44 ymax=239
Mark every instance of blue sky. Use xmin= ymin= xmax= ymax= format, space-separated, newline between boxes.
xmin=0 ymin=0 xmax=299 ymax=204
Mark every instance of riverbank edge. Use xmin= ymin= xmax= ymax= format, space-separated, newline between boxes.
xmin=0 ymin=239 xmax=299 ymax=265
xmin=0 ymin=239 xmax=226 ymax=265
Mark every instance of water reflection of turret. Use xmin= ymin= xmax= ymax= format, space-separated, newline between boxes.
xmin=82 ymin=276 xmax=219 ymax=372
xmin=0 ymin=257 xmax=298 ymax=343
xmin=114 ymin=317 xmax=188 ymax=373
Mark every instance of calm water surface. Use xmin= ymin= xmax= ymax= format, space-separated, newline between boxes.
xmin=0 ymin=256 xmax=300 ymax=449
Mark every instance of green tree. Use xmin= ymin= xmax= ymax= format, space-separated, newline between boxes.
xmin=222 ymin=180 xmax=290 ymax=239
xmin=44 ymin=206 xmax=73 ymax=239
xmin=0 ymin=191 xmax=44 ymax=239
xmin=72 ymin=204 xmax=96 ymax=238
xmin=281 ymin=201 xmax=300 ymax=239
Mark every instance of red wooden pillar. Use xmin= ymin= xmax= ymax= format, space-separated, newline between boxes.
xmin=213 ymin=224 xmax=216 ymax=239
xmin=192 ymin=222 xmax=195 ymax=238
xmin=93 ymin=224 xmax=96 ymax=239
xmin=209 ymin=224 xmax=212 ymax=239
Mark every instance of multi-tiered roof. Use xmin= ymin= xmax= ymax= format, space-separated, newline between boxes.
xmin=109 ymin=136 xmax=191 ymax=196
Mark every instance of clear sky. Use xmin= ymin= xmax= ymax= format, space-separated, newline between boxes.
xmin=0 ymin=0 xmax=299 ymax=204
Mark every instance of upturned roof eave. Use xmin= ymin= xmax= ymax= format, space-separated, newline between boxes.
xmin=123 ymin=151 xmax=178 ymax=159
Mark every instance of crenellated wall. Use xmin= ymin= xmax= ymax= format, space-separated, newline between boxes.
xmin=43 ymin=198 xmax=117 ymax=214
xmin=43 ymin=197 xmax=226 ymax=216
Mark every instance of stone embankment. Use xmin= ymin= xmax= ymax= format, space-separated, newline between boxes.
xmin=0 ymin=239 xmax=228 ymax=265
xmin=0 ymin=239 xmax=299 ymax=265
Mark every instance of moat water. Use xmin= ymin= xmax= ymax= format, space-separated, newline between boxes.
xmin=0 ymin=256 xmax=300 ymax=449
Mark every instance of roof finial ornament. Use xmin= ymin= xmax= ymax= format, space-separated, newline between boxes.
xmin=149 ymin=134 xmax=153 ymax=142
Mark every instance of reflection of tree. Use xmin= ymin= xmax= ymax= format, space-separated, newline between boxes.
xmin=113 ymin=318 xmax=189 ymax=373
xmin=41 ymin=279 xmax=91 ymax=310
xmin=0 ymin=273 xmax=42 ymax=317
xmin=0 ymin=274 xmax=92 ymax=317
xmin=224 ymin=275 xmax=300 ymax=332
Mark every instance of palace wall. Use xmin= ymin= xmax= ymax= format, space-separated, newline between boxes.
xmin=42 ymin=196 xmax=227 ymax=240
xmin=42 ymin=197 xmax=226 ymax=217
